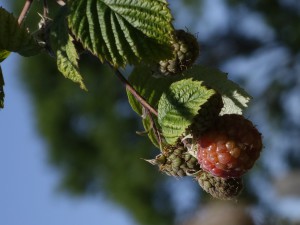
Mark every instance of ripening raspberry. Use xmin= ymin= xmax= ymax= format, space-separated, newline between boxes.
xmin=197 ymin=114 xmax=262 ymax=178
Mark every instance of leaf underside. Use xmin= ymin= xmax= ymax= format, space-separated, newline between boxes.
xmin=68 ymin=0 xmax=174 ymax=67
xmin=0 ymin=7 xmax=40 ymax=57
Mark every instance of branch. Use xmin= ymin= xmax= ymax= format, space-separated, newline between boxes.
xmin=109 ymin=65 xmax=158 ymax=116
xmin=18 ymin=0 xmax=34 ymax=25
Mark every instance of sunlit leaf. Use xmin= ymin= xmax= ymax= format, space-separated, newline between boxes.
xmin=182 ymin=65 xmax=252 ymax=115
xmin=68 ymin=0 xmax=174 ymax=67
xmin=50 ymin=6 xmax=87 ymax=90
xmin=0 ymin=49 xmax=10 ymax=62
xmin=158 ymin=79 xmax=216 ymax=144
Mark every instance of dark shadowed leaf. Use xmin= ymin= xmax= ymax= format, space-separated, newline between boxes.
xmin=0 ymin=7 xmax=41 ymax=57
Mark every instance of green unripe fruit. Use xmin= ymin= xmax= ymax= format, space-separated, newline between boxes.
xmin=197 ymin=170 xmax=243 ymax=200
xmin=148 ymin=144 xmax=200 ymax=177
xmin=158 ymin=29 xmax=200 ymax=76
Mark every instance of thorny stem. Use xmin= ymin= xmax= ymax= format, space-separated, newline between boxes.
xmin=110 ymin=65 xmax=158 ymax=116
xmin=18 ymin=0 xmax=34 ymax=25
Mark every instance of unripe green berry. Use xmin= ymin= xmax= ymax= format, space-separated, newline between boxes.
xmin=148 ymin=144 xmax=200 ymax=177
xmin=197 ymin=171 xmax=243 ymax=200
xmin=158 ymin=29 xmax=200 ymax=76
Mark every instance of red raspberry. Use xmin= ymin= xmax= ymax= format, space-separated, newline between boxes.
xmin=197 ymin=114 xmax=262 ymax=178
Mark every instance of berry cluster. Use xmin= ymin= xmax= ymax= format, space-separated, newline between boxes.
xmin=148 ymin=28 xmax=263 ymax=200
xmin=149 ymin=114 xmax=262 ymax=200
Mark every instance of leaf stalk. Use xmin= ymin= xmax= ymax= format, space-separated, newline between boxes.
xmin=18 ymin=0 xmax=34 ymax=25
xmin=110 ymin=65 xmax=158 ymax=117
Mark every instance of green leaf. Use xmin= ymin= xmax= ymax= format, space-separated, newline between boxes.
xmin=158 ymin=79 xmax=216 ymax=144
xmin=0 ymin=7 xmax=41 ymax=56
xmin=182 ymin=65 xmax=252 ymax=115
xmin=68 ymin=0 xmax=174 ymax=67
xmin=56 ymin=47 xmax=87 ymax=90
xmin=127 ymin=65 xmax=176 ymax=115
xmin=0 ymin=66 xmax=4 ymax=108
xmin=0 ymin=49 xmax=10 ymax=62
xmin=142 ymin=116 xmax=160 ymax=148
xmin=50 ymin=6 xmax=87 ymax=90
xmin=127 ymin=64 xmax=252 ymax=146
xmin=127 ymin=65 xmax=175 ymax=147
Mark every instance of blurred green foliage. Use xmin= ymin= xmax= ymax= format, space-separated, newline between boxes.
xmin=21 ymin=52 xmax=174 ymax=225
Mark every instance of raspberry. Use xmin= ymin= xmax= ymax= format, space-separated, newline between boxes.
xmin=197 ymin=170 xmax=243 ymax=200
xmin=147 ymin=144 xmax=200 ymax=177
xmin=197 ymin=114 xmax=262 ymax=178
xmin=158 ymin=29 xmax=199 ymax=76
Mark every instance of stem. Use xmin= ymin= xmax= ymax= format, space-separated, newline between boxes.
xmin=18 ymin=0 xmax=34 ymax=25
xmin=110 ymin=65 xmax=158 ymax=116
xmin=147 ymin=110 xmax=163 ymax=149
xmin=43 ymin=0 xmax=49 ymax=17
